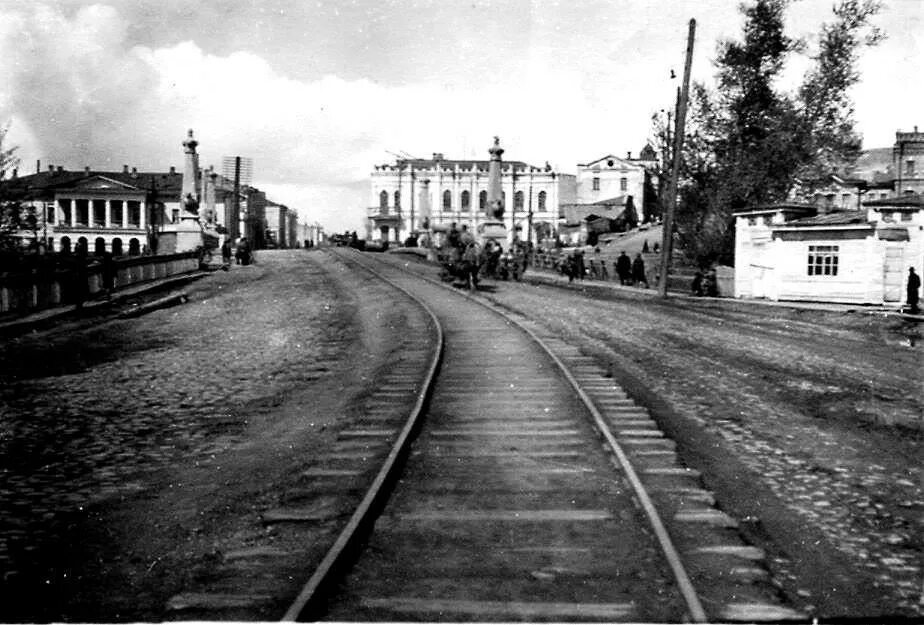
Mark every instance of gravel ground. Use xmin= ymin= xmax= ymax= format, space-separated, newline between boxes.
xmin=471 ymin=266 xmax=923 ymax=619
xmin=0 ymin=250 xmax=405 ymax=621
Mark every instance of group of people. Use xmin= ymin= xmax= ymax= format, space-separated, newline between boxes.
xmin=690 ymin=267 xmax=719 ymax=297
xmin=219 ymin=237 xmax=254 ymax=267
xmin=615 ymin=251 xmax=649 ymax=288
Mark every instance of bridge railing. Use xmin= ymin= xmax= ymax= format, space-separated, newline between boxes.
xmin=0 ymin=251 xmax=200 ymax=315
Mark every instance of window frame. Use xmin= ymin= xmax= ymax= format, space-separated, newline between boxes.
xmin=807 ymin=245 xmax=839 ymax=277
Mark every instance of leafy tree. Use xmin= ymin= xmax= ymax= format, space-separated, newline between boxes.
xmin=0 ymin=121 xmax=32 ymax=253
xmin=663 ymin=0 xmax=882 ymax=267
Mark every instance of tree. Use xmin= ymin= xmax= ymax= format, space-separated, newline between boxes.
xmin=664 ymin=0 xmax=882 ymax=267
xmin=0 ymin=121 xmax=31 ymax=254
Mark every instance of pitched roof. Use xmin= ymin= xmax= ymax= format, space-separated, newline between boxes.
xmin=779 ymin=210 xmax=869 ymax=227
xmin=863 ymin=193 xmax=924 ymax=209
xmin=2 ymin=169 xmax=184 ymax=199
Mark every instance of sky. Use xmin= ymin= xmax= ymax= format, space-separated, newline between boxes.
xmin=0 ymin=0 xmax=921 ymax=234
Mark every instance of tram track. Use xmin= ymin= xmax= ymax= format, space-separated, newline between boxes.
xmin=281 ymin=248 xmax=804 ymax=623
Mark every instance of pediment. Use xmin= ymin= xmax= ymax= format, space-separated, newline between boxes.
xmin=71 ymin=175 xmax=141 ymax=191
xmin=581 ymin=154 xmax=640 ymax=170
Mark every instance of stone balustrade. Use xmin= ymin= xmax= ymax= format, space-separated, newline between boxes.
xmin=0 ymin=251 xmax=200 ymax=315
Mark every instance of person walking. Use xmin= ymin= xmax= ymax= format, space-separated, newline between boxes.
xmin=221 ymin=239 xmax=232 ymax=267
xmin=616 ymin=251 xmax=631 ymax=285
xmin=907 ymin=267 xmax=921 ymax=314
xmin=632 ymin=253 xmax=648 ymax=288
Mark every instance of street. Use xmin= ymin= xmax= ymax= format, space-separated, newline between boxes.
xmin=0 ymin=249 xmax=921 ymax=620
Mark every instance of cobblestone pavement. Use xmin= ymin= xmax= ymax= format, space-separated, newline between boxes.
xmin=376 ymin=254 xmax=923 ymax=619
xmin=0 ymin=250 xmax=406 ymax=621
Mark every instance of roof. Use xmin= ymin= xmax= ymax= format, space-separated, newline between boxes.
xmin=732 ymin=203 xmax=816 ymax=217
xmin=863 ymin=193 xmax=924 ymax=209
xmin=2 ymin=169 xmax=185 ymax=199
xmin=383 ymin=157 xmax=541 ymax=173
xmin=777 ymin=210 xmax=870 ymax=227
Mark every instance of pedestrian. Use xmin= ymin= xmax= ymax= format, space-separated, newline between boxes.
xmin=221 ymin=239 xmax=232 ymax=267
xmin=691 ymin=270 xmax=704 ymax=296
xmin=236 ymin=237 xmax=250 ymax=265
xmin=704 ymin=267 xmax=719 ymax=297
xmin=616 ymin=251 xmax=631 ymax=285
xmin=632 ymin=253 xmax=648 ymax=288
xmin=575 ymin=249 xmax=585 ymax=281
xmin=907 ymin=267 xmax=921 ymax=314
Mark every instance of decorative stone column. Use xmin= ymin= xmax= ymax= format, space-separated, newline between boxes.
xmin=487 ymin=136 xmax=504 ymax=220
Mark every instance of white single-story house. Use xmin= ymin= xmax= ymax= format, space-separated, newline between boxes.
xmin=733 ymin=195 xmax=924 ymax=305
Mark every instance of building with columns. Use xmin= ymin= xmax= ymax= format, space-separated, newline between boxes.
xmin=367 ymin=147 xmax=574 ymax=245
xmin=2 ymin=130 xmax=294 ymax=255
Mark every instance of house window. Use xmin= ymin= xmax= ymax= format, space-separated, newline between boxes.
xmin=75 ymin=199 xmax=89 ymax=226
xmin=92 ymin=200 xmax=106 ymax=227
xmin=747 ymin=216 xmax=757 ymax=226
xmin=620 ymin=177 xmax=627 ymax=192
xmin=906 ymin=160 xmax=915 ymax=176
xmin=479 ymin=190 xmax=487 ymax=210
xmin=514 ymin=190 xmax=524 ymax=210
xmin=110 ymin=200 xmax=123 ymax=226
xmin=394 ymin=190 xmax=401 ymax=209
xmin=379 ymin=190 xmax=388 ymax=210
xmin=538 ymin=190 xmax=547 ymax=212
xmin=127 ymin=201 xmax=141 ymax=227
xmin=900 ymin=212 xmax=912 ymax=222
xmin=841 ymin=193 xmax=851 ymax=207
xmin=592 ymin=177 xmax=600 ymax=191
xmin=807 ymin=245 xmax=839 ymax=276
xmin=443 ymin=190 xmax=451 ymax=210
xmin=59 ymin=198 xmax=72 ymax=225
xmin=460 ymin=190 xmax=470 ymax=212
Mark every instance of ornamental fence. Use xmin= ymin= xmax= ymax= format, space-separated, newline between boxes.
xmin=0 ymin=251 xmax=200 ymax=316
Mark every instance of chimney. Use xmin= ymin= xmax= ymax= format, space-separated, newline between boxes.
xmin=56 ymin=166 xmax=64 ymax=173
xmin=48 ymin=164 xmax=54 ymax=172
xmin=169 ymin=166 xmax=176 ymax=175
xmin=627 ymin=151 xmax=632 ymax=159
xmin=123 ymin=164 xmax=129 ymax=173
xmin=85 ymin=166 xmax=90 ymax=174
xmin=131 ymin=167 xmax=138 ymax=177
xmin=12 ymin=168 xmax=17 ymax=178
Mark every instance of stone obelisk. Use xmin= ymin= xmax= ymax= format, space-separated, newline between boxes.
xmin=181 ymin=129 xmax=200 ymax=215
xmin=487 ymin=136 xmax=504 ymax=220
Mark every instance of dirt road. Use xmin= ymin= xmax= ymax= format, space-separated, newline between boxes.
xmin=471 ymin=269 xmax=923 ymax=619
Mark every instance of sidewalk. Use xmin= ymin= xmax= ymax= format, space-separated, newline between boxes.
xmin=522 ymin=266 xmax=924 ymax=320
xmin=0 ymin=270 xmax=210 ymax=337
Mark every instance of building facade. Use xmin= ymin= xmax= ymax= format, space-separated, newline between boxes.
xmin=367 ymin=152 xmax=574 ymax=245
xmin=733 ymin=197 xmax=923 ymax=305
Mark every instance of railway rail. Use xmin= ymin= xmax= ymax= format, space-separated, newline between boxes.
xmin=281 ymin=248 xmax=802 ymax=623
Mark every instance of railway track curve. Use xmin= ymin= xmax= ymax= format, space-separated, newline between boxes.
xmin=284 ymin=248 xmax=802 ymax=623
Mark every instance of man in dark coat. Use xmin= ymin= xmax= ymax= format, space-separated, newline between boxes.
xmin=616 ymin=251 xmax=631 ymax=285
xmin=632 ymin=253 xmax=648 ymax=288
xmin=908 ymin=267 xmax=921 ymax=314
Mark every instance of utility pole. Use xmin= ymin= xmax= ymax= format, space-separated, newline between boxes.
xmin=657 ymin=18 xmax=696 ymax=298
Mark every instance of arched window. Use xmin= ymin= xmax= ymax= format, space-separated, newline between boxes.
xmin=60 ymin=236 xmax=71 ymax=253
xmin=479 ymin=190 xmax=487 ymax=210
xmin=514 ymin=191 xmax=524 ymax=210
xmin=443 ymin=190 xmax=451 ymax=210
xmin=460 ymin=190 xmax=471 ymax=212
xmin=394 ymin=190 xmax=401 ymax=208
xmin=128 ymin=238 xmax=141 ymax=256
xmin=379 ymin=190 xmax=388 ymax=209
xmin=77 ymin=236 xmax=88 ymax=254
xmin=112 ymin=238 xmax=123 ymax=256
xmin=94 ymin=237 xmax=106 ymax=255
xmin=538 ymin=190 xmax=547 ymax=212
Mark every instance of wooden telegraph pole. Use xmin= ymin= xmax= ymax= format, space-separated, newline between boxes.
xmin=657 ymin=18 xmax=696 ymax=297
